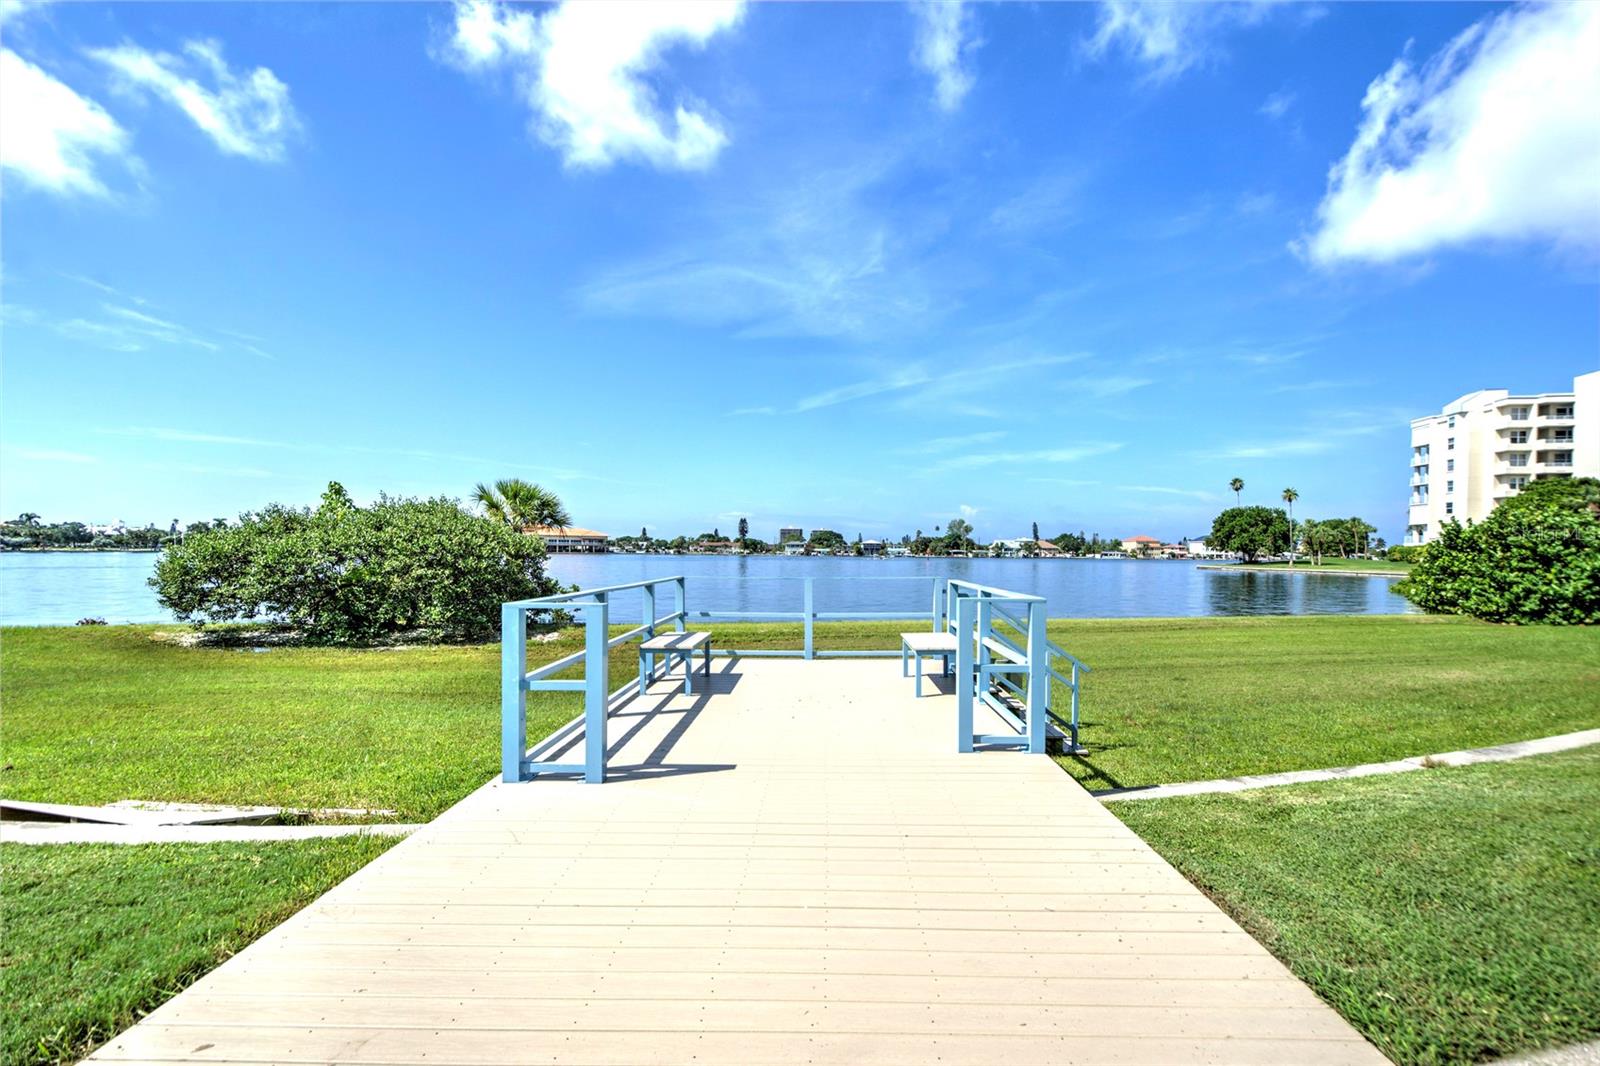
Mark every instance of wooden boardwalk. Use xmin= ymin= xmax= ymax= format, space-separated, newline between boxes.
xmin=90 ymin=658 xmax=1387 ymax=1065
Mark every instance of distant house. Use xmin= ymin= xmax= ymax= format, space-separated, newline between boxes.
xmin=692 ymin=539 xmax=737 ymax=554
xmin=1186 ymin=538 xmax=1227 ymax=558
xmin=778 ymin=527 xmax=803 ymax=544
xmin=523 ymin=526 xmax=609 ymax=553
xmin=860 ymin=539 xmax=885 ymax=557
xmin=1120 ymin=535 xmax=1162 ymax=554
xmin=783 ymin=541 xmax=807 ymax=556
xmin=1035 ymin=539 xmax=1061 ymax=556
xmin=885 ymin=545 xmax=911 ymax=557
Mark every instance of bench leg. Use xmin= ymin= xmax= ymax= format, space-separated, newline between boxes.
xmin=915 ymin=654 xmax=924 ymax=698
xmin=901 ymin=644 xmax=908 ymax=677
xmin=683 ymin=649 xmax=693 ymax=695
xmin=639 ymin=650 xmax=647 ymax=694
xmin=703 ymin=643 xmax=711 ymax=677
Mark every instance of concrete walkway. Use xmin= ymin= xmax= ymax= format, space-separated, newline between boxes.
xmin=1098 ymin=728 xmax=1600 ymax=802
xmin=90 ymin=658 xmax=1386 ymax=1065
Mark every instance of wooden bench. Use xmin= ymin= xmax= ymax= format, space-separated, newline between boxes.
xmin=901 ymin=631 xmax=958 ymax=697
xmin=639 ymin=631 xmax=714 ymax=694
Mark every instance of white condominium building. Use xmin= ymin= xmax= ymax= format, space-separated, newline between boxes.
xmin=1406 ymin=370 xmax=1599 ymax=545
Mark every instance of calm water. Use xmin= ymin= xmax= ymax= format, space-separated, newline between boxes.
xmin=0 ymin=550 xmax=1415 ymax=626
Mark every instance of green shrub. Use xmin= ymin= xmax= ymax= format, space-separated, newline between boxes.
xmin=1385 ymin=544 xmax=1425 ymax=564
xmin=152 ymin=482 xmax=561 ymax=643
xmin=1396 ymin=486 xmax=1600 ymax=625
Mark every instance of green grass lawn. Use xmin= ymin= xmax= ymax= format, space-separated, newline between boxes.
xmin=1241 ymin=558 xmax=1413 ymax=573
xmin=3 ymin=616 xmax=1595 ymax=816
xmin=1113 ymin=748 xmax=1600 ymax=1066
xmin=0 ymin=836 xmax=395 ymax=1066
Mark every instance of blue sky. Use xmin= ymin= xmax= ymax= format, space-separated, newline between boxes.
xmin=3 ymin=1 xmax=1596 ymax=543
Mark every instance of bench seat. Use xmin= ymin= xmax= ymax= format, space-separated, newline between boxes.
xmin=901 ymin=631 xmax=957 ymax=697
xmin=639 ymin=631 xmax=713 ymax=694
xmin=640 ymin=631 xmax=711 ymax=653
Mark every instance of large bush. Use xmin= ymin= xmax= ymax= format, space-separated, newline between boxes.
xmin=1396 ymin=479 xmax=1600 ymax=625
xmin=1385 ymin=544 xmax=1425 ymax=564
xmin=1207 ymin=506 xmax=1291 ymax=562
xmin=152 ymin=483 xmax=562 ymax=643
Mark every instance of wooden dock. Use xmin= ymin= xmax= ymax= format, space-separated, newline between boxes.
xmin=90 ymin=658 xmax=1387 ymax=1065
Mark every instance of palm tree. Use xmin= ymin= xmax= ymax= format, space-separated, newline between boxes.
xmin=473 ymin=479 xmax=571 ymax=530
xmin=1281 ymin=487 xmax=1299 ymax=566
xmin=15 ymin=512 xmax=40 ymax=527
xmin=1229 ymin=478 xmax=1244 ymax=505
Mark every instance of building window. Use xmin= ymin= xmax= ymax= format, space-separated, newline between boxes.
xmin=1509 ymin=453 xmax=1528 ymax=467
xmin=1508 ymin=476 xmax=1528 ymax=490
xmin=1509 ymin=429 xmax=1528 ymax=444
xmin=1447 ymin=437 xmax=1455 ymax=451
xmin=1510 ymin=406 xmax=1529 ymax=421
xmin=1551 ymin=404 xmax=1574 ymax=419
xmin=1446 ymin=480 xmax=1454 ymax=493
xmin=1447 ymin=415 xmax=1456 ymax=428
xmin=1445 ymin=502 xmax=1454 ymax=515
xmin=1446 ymin=459 xmax=1454 ymax=472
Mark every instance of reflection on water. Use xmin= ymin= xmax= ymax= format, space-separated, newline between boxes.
xmin=0 ymin=550 xmax=1415 ymax=626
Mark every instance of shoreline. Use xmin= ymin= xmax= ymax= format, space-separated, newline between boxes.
xmin=1198 ymin=563 xmax=1408 ymax=579
xmin=0 ymin=547 xmax=161 ymax=553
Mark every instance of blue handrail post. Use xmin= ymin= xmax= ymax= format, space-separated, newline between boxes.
xmin=1025 ymin=600 xmax=1047 ymax=754
xmin=976 ymin=592 xmax=992 ymax=703
xmin=673 ymin=578 xmax=686 ymax=633
xmin=500 ymin=602 xmax=527 ymax=783
xmin=1070 ymin=662 xmax=1081 ymax=749
xmin=640 ymin=582 xmax=656 ymax=693
xmin=929 ymin=577 xmax=941 ymax=633
xmin=803 ymin=578 xmax=815 ymax=660
xmin=955 ymin=592 xmax=976 ymax=752
xmin=583 ymin=594 xmax=609 ymax=784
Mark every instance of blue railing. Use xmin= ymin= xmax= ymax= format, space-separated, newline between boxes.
xmin=501 ymin=575 xmax=1088 ymax=784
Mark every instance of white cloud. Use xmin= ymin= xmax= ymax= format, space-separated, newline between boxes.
xmin=935 ymin=443 xmax=1123 ymax=472
xmin=1127 ymin=485 xmax=1217 ymax=501
xmin=55 ymin=303 xmax=226 ymax=353
xmin=579 ymin=155 xmax=953 ymax=340
xmin=900 ymin=431 xmax=1007 ymax=455
xmin=1085 ymin=1 xmax=1278 ymax=81
xmin=1259 ymin=88 xmax=1296 ymax=120
xmin=1063 ymin=375 xmax=1152 ymax=399
xmin=443 ymin=0 xmax=743 ymax=171
xmin=989 ymin=172 xmax=1082 ymax=234
xmin=911 ymin=0 xmax=978 ymax=112
xmin=1303 ymin=2 xmax=1600 ymax=265
xmin=0 ymin=48 xmax=129 ymax=196
xmin=90 ymin=39 xmax=298 ymax=161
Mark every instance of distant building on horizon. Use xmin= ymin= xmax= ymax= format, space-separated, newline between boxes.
xmin=778 ymin=527 xmax=803 ymax=543
xmin=523 ymin=525 xmax=610 ymax=553
xmin=1406 ymin=370 xmax=1598 ymax=545
xmin=1120 ymin=535 xmax=1161 ymax=554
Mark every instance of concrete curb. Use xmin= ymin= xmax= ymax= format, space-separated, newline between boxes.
xmin=1096 ymin=728 xmax=1600 ymax=802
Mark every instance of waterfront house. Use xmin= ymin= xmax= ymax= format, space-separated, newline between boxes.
xmin=1035 ymin=539 xmax=1061 ymax=556
xmin=523 ymin=525 xmax=610 ymax=553
xmin=783 ymin=541 xmax=807 ymax=556
xmin=861 ymin=539 xmax=885 ymax=557
xmin=1120 ymin=535 xmax=1161 ymax=554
